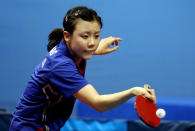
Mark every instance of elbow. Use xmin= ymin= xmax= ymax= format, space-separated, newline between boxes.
xmin=93 ymin=105 xmax=108 ymax=113
xmin=88 ymin=95 xmax=110 ymax=113
xmin=92 ymin=96 xmax=111 ymax=113
xmin=95 ymin=108 xmax=105 ymax=113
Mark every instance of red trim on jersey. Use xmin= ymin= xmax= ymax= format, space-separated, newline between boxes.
xmin=78 ymin=60 xmax=86 ymax=75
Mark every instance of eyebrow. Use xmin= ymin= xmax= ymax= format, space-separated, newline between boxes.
xmin=82 ymin=31 xmax=100 ymax=34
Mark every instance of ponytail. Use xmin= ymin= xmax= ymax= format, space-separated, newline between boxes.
xmin=47 ymin=28 xmax=64 ymax=51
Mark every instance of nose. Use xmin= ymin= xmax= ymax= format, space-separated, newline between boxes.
xmin=88 ymin=37 xmax=96 ymax=48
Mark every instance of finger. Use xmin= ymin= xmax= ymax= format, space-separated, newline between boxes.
xmin=107 ymin=46 xmax=119 ymax=53
xmin=145 ymin=89 xmax=156 ymax=104
xmin=113 ymin=38 xmax=122 ymax=43
xmin=113 ymin=37 xmax=122 ymax=40
xmin=146 ymin=88 xmax=152 ymax=95
xmin=107 ymin=36 xmax=122 ymax=41
xmin=143 ymin=92 xmax=153 ymax=100
xmin=112 ymin=38 xmax=122 ymax=46
xmin=148 ymin=89 xmax=155 ymax=96
xmin=107 ymin=37 xmax=122 ymax=46
xmin=110 ymin=37 xmax=122 ymax=42
xmin=149 ymin=89 xmax=156 ymax=104
xmin=146 ymin=89 xmax=155 ymax=99
xmin=142 ymin=90 xmax=155 ymax=103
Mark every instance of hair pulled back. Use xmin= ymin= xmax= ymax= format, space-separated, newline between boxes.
xmin=47 ymin=6 xmax=102 ymax=51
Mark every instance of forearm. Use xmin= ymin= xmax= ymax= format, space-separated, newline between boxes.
xmin=95 ymin=88 xmax=135 ymax=112
xmin=74 ymin=84 xmax=136 ymax=113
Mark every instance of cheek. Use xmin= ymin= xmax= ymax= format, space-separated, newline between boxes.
xmin=71 ymin=39 xmax=86 ymax=52
xmin=95 ymin=40 xmax=100 ymax=48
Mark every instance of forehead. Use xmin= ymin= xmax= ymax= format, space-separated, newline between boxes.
xmin=74 ymin=19 xmax=100 ymax=33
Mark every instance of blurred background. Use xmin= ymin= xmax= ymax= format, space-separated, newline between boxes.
xmin=0 ymin=0 xmax=195 ymax=130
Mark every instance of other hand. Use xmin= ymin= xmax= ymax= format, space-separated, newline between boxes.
xmin=94 ymin=36 xmax=122 ymax=55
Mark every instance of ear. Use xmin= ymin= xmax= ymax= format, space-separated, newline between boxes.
xmin=63 ymin=29 xmax=70 ymax=43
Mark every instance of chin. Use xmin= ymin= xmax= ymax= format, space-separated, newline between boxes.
xmin=83 ymin=55 xmax=93 ymax=60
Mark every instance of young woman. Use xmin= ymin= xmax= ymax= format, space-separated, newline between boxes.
xmin=9 ymin=6 xmax=156 ymax=131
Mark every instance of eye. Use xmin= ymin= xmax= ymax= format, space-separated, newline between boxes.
xmin=82 ymin=35 xmax=88 ymax=39
xmin=95 ymin=34 xmax=100 ymax=39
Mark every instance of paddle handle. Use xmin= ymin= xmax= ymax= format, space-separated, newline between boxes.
xmin=144 ymin=84 xmax=151 ymax=89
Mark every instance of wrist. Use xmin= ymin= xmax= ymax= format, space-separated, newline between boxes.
xmin=93 ymin=49 xmax=104 ymax=55
xmin=93 ymin=50 xmax=99 ymax=55
xmin=130 ymin=87 xmax=137 ymax=97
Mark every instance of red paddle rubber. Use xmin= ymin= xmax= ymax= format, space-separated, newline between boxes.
xmin=135 ymin=95 xmax=160 ymax=127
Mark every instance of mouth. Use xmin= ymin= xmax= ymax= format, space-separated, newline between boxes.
xmin=85 ymin=49 xmax=96 ymax=53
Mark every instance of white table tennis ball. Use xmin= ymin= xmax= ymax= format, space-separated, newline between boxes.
xmin=156 ymin=108 xmax=166 ymax=118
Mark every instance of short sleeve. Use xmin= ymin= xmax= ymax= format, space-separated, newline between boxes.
xmin=49 ymin=60 xmax=89 ymax=98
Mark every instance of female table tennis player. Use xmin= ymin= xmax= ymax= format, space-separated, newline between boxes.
xmin=9 ymin=6 xmax=156 ymax=131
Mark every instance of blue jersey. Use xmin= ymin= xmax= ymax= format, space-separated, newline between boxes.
xmin=10 ymin=40 xmax=89 ymax=131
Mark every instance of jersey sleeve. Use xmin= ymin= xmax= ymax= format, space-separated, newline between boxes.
xmin=49 ymin=60 xmax=89 ymax=98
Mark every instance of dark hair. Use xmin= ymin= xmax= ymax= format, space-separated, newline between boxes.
xmin=47 ymin=6 xmax=103 ymax=51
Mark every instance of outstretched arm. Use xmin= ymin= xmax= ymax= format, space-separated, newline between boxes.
xmin=93 ymin=36 xmax=122 ymax=55
xmin=73 ymin=84 xmax=156 ymax=113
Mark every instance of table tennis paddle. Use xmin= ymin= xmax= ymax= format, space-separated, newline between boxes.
xmin=134 ymin=84 xmax=160 ymax=127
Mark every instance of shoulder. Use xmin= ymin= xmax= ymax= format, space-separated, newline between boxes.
xmin=46 ymin=47 xmax=75 ymax=68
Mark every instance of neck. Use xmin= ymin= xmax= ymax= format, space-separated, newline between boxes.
xmin=75 ymin=57 xmax=82 ymax=67
xmin=64 ymin=40 xmax=82 ymax=67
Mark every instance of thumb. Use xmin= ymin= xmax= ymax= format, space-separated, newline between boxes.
xmin=109 ymin=46 xmax=119 ymax=52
